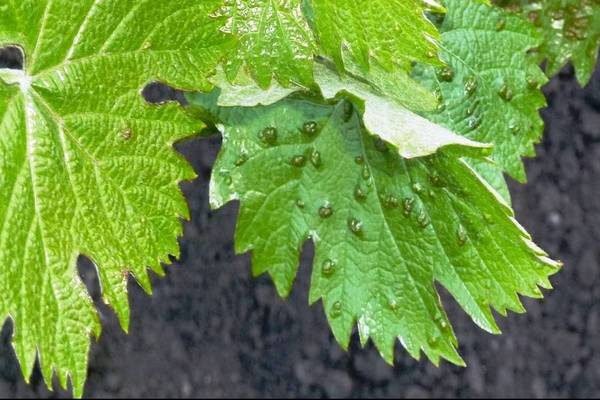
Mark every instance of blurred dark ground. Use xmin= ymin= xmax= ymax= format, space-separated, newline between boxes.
xmin=1 ymin=46 xmax=600 ymax=398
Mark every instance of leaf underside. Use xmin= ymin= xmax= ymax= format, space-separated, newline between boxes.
xmin=0 ymin=0 xmax=229 ymax=396
xmin=312 ymin=63 xmax=491 ymax=160
xmin=188 ymin=91 xmax=560 ymax=366
xmin=209 ymin=61 xmax=492 ymax=160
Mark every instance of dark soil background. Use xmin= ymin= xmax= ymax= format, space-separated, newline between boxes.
xmin=1 ymin=46 xmax=600 ymax=398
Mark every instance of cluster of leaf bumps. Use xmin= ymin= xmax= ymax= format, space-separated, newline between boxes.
xmin=0 ymin=0 xmax=598 ymax=396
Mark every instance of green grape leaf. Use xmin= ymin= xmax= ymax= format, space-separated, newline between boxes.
xmin=0 ymin=0 xmax=229 ymax=396
xmin=415 ymin=0 xmax=548 ymax=183
xmin=209 ymin=62 xmax=491 ymax=159
xmin=496 ymin=0 xmax=600 ymax=85
xmin=313 ymin=63 xmax=491 ymax=159
xmin=308 ymin=0 xmax=443 ymax=73
xmin=187 ymin=92 xmax=560 ymax=366
xmin=211 ymin=59 xmax=440 ymax=113
xmin=466 ymin=158 xmax=512 ymax=205
xmin=208 ymin=67 xmax=300 ymax=108
xmin=214 ymin=0 xmax=316 ymax=88
xmin=326 ymin=56 xmax=440 ymax=114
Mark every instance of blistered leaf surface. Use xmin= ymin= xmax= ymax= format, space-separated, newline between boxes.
xmin=210 ymin=62 xmax=490 ymax=159
xmin=313 ymin=64 xmax=490 ymax=159
xmin=416 ymin=0 xmax=548 ymax=183
xmin=497 ymin=0 xmax=600 ymax=85
xmin=188 ymin=92 xmax=560 ymax=366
